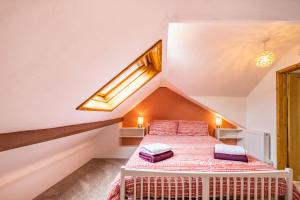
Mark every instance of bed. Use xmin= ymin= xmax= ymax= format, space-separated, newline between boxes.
xmin=107 ymin=120 xmax=299 ymax=200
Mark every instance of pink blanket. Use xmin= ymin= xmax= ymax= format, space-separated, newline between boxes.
xmin=107 ymin=135 xmax=300 ymax=200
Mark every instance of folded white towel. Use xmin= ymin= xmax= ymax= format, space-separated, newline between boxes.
xmin=215 ymin=144 xmax=247 ymax=155
xmin=140 ymin=143 xmax=172 ymax=155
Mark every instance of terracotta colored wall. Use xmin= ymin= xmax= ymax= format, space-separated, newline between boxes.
xmin=123 ymin=87 xmax=236 ymax=135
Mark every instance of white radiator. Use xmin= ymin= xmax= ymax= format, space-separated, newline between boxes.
xmin=239 ymin=130 xmax=272 ymax=164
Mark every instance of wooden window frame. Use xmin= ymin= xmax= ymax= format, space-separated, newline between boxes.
xmin=77 ymin=40 xmax=162 ymax=112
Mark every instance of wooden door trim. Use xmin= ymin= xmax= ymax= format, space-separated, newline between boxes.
xmin=276 ymin=63 xmax=300 ymax=169
xmin=0 ymin=118 xmax=123 ymax=152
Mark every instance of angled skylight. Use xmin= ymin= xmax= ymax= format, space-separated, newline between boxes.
xmin=77 ymin=40 xmax=162 ymax=111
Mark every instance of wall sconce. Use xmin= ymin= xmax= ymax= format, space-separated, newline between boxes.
xmin=137 ymin=116 xmax=144 ymax=128
xmin=215 ymin=115 xmax=222 ymax=128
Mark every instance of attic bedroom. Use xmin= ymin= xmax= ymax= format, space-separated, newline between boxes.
xmin=1 ymin=1 xmax=300 ymax=200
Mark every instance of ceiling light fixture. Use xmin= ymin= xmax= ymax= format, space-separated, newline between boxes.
xmin=255 ymin=41 xmax=275 ymax=68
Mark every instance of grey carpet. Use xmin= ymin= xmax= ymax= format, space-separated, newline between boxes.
xmin=34 ymin=158 xmax=127 ymax=200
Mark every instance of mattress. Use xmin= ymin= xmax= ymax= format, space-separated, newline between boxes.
xmin=107 ymin=135 xmax=300 ymax=200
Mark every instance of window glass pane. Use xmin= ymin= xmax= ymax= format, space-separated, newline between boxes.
xmin=105 ymin=66 xmax=148 ymax=100
xmin=99 ymin=64 xmax=140 ymax=95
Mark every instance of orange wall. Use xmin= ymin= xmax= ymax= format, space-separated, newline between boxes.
xmin=123 ymin=87 xmax=236 ymax=135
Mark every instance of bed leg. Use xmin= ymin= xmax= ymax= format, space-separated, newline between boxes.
xmin=285 ymin=168 xmax=293 ymax=200
xmin=202 ymin=177 xmax=209 ymax=200
xmin=120 ymin=166 xmax=126 ymax=200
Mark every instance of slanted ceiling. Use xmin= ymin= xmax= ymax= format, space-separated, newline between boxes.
xmin=1 ymin=1 xmax=300 ymax=132
xmin=166 ymin=21 xmax=300 ymax=96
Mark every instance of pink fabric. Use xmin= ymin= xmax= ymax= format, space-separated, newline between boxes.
xmin=214 ymin=152 xmax=248 ymax=162
xmin=139 ymin=151 xmax=174 ymax=163
xmin=178 ymin=120 xmax=209 ymax=135
xmin=148 ymin=120 xmax=178 ymax=135
xmin=107 ymin=135 xmax=300 ymax=200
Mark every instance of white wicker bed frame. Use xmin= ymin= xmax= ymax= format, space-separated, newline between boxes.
xmin=120 ymin=167 xmax=293 ymax=200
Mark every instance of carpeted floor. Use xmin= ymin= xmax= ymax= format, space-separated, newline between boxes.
xmin=34 ymin=158 xmax=127 ymax=200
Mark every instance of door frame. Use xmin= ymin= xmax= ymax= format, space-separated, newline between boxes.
xmin=276 ymin=62 xmax=300 ymax=169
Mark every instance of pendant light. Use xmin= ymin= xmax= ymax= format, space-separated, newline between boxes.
xmin=255 ymin=41 xmax=275 ymax=68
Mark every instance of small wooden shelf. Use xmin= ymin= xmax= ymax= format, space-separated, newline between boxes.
xmin=219 ymin=136 xmax=243 ymax=139
xmin=120 ymin=127 xmax=145 ymax=138
xmin=120 ymin=127 xmax=145 ymax=146
xmin=119 ymin=135 xmax=144 ymax=138
xmin=215 ymin=128 xmax=244 ymax=145
xmin=216 ymin=128 xmax=243 ymax=132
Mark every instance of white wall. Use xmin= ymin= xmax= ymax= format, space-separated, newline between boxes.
xmin=0 ymin=130 xmax=97 ymax=200
xmin=246 ymin=45 xmax=300 ymax=166
xmin=191 ymin=96 xmax=247 ymax=127
xmin=94 ymin=123 xmax=136 ymax=158
xmin=0 ymin=123 xmax=134 ymax=200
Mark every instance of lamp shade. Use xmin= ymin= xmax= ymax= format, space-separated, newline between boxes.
xmin=256 ymin=50 xmax=275 ymax=68
xmin=215 ymin=116 xmax=222 ymax=128
xmin=137 ymin=116 xmax=144 ymax=127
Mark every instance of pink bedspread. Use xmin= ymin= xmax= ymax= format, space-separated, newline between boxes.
xmin=107 ymin=135 xmax=300 ymax=200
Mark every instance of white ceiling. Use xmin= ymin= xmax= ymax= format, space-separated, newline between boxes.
xmin=166 ymin=21 xmax=300 ymax=96
xmin=1 ymin=0 xmax=300 ymax=132
xmin=0 ymin=0 xmax=167 ymax=132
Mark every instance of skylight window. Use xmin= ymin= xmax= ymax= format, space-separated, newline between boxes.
xmin=77 ymin=40 xmax=162 ymax=111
